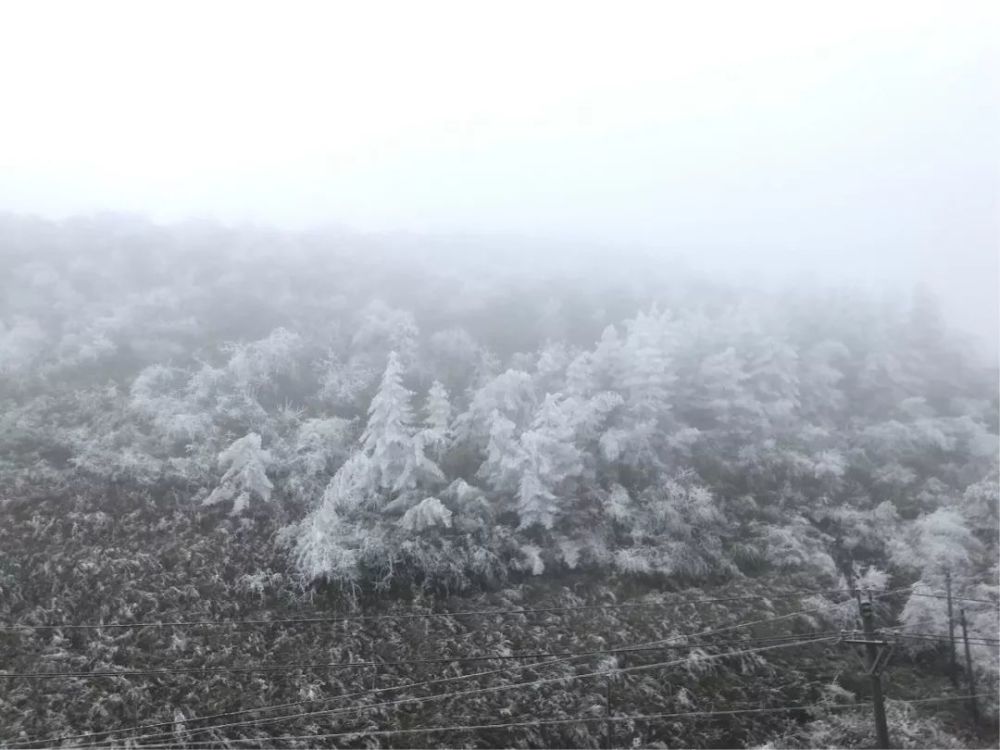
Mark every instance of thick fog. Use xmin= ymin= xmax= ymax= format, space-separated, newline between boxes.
xmin=0 ymin=1 xmax=996 ymax=351
xmin=2 ymin=6 xmax=1000 ymax=747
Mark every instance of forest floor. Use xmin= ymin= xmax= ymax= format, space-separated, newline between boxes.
xmin=0 ymin=489 xmax=995 ymax=748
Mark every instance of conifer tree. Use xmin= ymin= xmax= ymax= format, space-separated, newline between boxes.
xmin=362 ymin=351 xmax=417 ymax=494
xmin=423 ymin=380 xmax=452 ymax=458
xmin=516 ymin=394 xmax=584 ymax=530
xmin=622 ymin=308 xmax=675 ymax=423
xmin=202 ymin=432 xmax=273 ymax=516
xmin=477 ymin=410 xmax=523 ymax=496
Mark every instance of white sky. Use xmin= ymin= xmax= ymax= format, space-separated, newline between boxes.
xmin=0 ymin=1 xmax=997 ymax=350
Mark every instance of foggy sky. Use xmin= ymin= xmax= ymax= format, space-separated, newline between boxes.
xmin=0 ymin=1 xmax=996 ymax=352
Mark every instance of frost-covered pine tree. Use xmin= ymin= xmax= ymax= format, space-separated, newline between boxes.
xmin=316 ymin=351 xmax=380 ymax=411
xmin=423 ymin=380 xmax=452 ymax=458
xmin=611 ymin=309 xmax=675 ymax=475
xmin=295 ymin=353 xmax=450 ymax=583
xmin=476 ymin=410 xmax=524 ymax=496
xmin=398 ymin=496 xmax=453 ymax=532
xmin=351 ymin=300 xmax=420 ymax=367
xmin=534 ymin=340 xmax=571 ymax=393
xmin=583 ymin=324 xmax=626 ymax=394
xmin=293 ymin=496 xmax=365 ymax=584
xmin=516 ymin=394 xmax=584 ymax=530
xmin=358 ymin=354 xmax=446 ymax=504
xmin=454 ymin=368 xmax=536 ymax=448
xmin=393 ymin=431 xmax=446 ymax=495
xmin=202 ymin=432 xmax=273 ymax=516
xmin=892 ymin=508 xmax=983 ymax=582
xmin=895 ymin=507 xmax=996 ymax=673
xmin=362 ymin=351 xmax=416 ymax=493
xmin=129 ymin=364 xmax=212 ymax=449
xmin=745 ymin=335 xmax=800 ymax=428
xmin=565 ymin=351 xmax=596 ymax=398
xmin=613 ymin=476 xmax=736 ymax=578
xmin=622 ymin=308 xmax=675 ymax=423
xmin=293 ymin=417 xmax=354 ymax=478
xmin=693 ymin=347 xmax=752 ymax=429
xmin=798 ymin=340 xmax=849 ymax=424
xmin=224 ymin=328 xmax=302 ymax=392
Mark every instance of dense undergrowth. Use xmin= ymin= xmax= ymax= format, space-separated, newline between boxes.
xmin=0 ymin=487 xmax=995 ymax=749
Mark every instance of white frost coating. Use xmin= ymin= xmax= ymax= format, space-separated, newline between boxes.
xmin=362 ymin=350 xmax=416 ymax=492
xmin=622 ymin=307 xmax=675 ymax=422
xmin=202 ymin=432 xmax=273 ymax=515
xmin=762 ymin=517 xmax=837 ymax=579
xmin=295 ymin=508 xmax=362 ymax=583
xmin=891 ymin=507 xmax=982 ymax=576
xmin=224 ymin=328 xmax=301 ymax=390
xmin=476 ymin=410 xmax=523 ymax=494
xmin=520 ymin=544 xmax=545 ymax=575
xmin=515 ymin=394 xmax=584 ymax=529
xmin=320 ymin=452 xmax=374 ymax=513
xmin=556 ymin=536 xmax=581 ymax=569
xmin=393 ymin=431 xmax=446 ymax=494
xmin=455 ymin=369 xmax=535 ymax=446
xmin=422 ymin=380 xmax=452 ymax=458
xmin=399 ymin=497 xmax=453 ymax=532
xmin=294 ymin=352 xmax=449 ymax=581
xmin=446 ymin=478 xmax=484 ymax=506
xmin=294 ymin=417 xmax=354 ymax=477
xmin=606 ymin=484 xmax=632 ymax=522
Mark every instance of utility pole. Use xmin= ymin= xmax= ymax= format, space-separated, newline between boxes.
xmin=606 ymin=627 xmax=615 ymax=750
xmin=860 ymin=599 xmax=891 ymax=749
xmin=960 ymin=609 xmax=980 ymax=726
xmin=606 ymin=679 xmax=613 ymax=750
xmin=946 ymin=571 xmax=958 ymax=688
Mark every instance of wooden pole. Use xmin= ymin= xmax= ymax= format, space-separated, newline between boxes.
xmin=946 ymin=571 xmax=958 ymax=688
xmin=860 ymin=600 xmax=891 ymax=749
xmin=606 ymin=679 xmax=613 ymax=750
xmin=606 ymin=627 xmax=614 ymax=750
xmin=960 ymin=608 xmax=980 ymax=726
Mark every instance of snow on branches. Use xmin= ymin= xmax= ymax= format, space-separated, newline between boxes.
xmin=202 ymin=432 xmax=273 ymax=516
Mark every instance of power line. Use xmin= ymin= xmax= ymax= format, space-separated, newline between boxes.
xmin=10 ymin=584 xmax=982 ymax=636
xmin=100 ymin=588 xmax=918 ymax=746
xmin=878 ymin=625 xmax=1000 ymax=645
xmin=127 ymin=635 xmax=839 ymax=746
xmin=7 ymin=619 xmax=843 ymax=748
xmin=52 ymin=692 xmax=996 ymax=749
xmin=0 ymin=631 xmax=842 ymax=680
xmin=0 ymin=630 xmax=840 ymax=679
xmin=10 ymin=591 xmax=899 ymax=748
xmin=893 ymin=633 xmax=1000 ymax=646
xmin=905 ymin=592 xmax=998 ymax=606
xmin=0 ymin=587 xmax=860 ymax=632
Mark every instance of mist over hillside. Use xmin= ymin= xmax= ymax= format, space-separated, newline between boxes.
xmin=0 ymin=212 xmax=997 ymax=747
xmin=1 ymin=0 xmax=998 ymax=745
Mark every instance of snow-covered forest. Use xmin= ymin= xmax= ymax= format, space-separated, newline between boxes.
xmin=1 ymin=213 xmax=997 ymax=747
